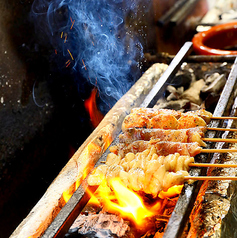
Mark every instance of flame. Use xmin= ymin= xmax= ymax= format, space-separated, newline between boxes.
xmin=63 ymin=141 xmax=102 ymax=203
xmin=107 ymin=178 xmax=155 ymax=226
xmin=90 ymin=177 xmax=156 ymax=226
xmin=84 ymin=88 xmax=104 ymax=128
xmin=63 ymin=181 xmax=80 ymax=203
xmin=88 ymin=177 xmax=183 ymax=227
xmin=158 ymin=185 xmax=183 ymax=199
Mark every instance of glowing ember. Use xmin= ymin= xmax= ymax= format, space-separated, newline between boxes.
xmin=84 ymin=88 xmax=104 ymax=128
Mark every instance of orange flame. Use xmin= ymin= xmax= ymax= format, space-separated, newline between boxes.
xmin=106 ymin=178 xmax=155 ymax=226
xmin=84 ymin=88 xmax=104 ymax=128
xmin=158 ymin=185 xmax=183 ymax=199
xmin=62 ymin=141 xmax=102 ymax=203
xmin=89 ymin=177 xmax=156 ymax=226
xmin=63 ymin=180 xmax=80 ymax=203
xmin=88 ymin=177 xmax=183 ymax=227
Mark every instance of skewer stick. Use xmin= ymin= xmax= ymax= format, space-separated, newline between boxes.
xmin=185 ymin=176 xmax=237 ymax=181
xmin=211 ymin=116 xmax=237 ymax=120
xmin=201 ymin=148 xmax=237 ymax=153
xmin=189 ymin=163 xmax=237 ymax=168
xmin=207 ymin=127 xmax=237 ymax=132
xmin=202 ymin=138 xmax=237 ymax=143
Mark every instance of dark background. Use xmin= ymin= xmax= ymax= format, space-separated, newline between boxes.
xmin=0 ymin=1 xmax=94 ymax=237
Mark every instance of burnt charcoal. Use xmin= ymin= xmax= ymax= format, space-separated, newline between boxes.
xmin=65 ymin=227 xmax=79 ymax=237
xmin=65 ymin=229 xmax=118 ymax=238
xmin=67 ymin=212 xmax=130 ymax=238
xmin=169 ymin=74 xmax=193 ymax=91
xmin=78 ymin=229 xmax=118 ymax=238
xmin=201 ymin=74 xmax=226 ymax=94
xmin=201 ymin=93 xmax=220 ymax=112
xmin=154 ymin=99 xmax=190 ymax=111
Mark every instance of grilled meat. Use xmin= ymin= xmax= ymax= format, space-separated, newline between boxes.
xmin=122 ymin=108 xmax=212 ymax=131
xmin=119 ymin=127 xmax=207 ymax=147
xmin=110 ymin=140 xmax=202 ymax=157
xmin=88 ymin=149 xmax=194 ymax=197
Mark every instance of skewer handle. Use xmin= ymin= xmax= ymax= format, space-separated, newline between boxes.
xmin=207 ymin=127 xmax=237 ymax=132
xmin=202 ymin=138 xmax=237 ymax=143
xmin=211 ymin=116 xmax=237 ymax=120
xmin=185 ymin=176 xmax=237 ymax=180
xmin=201 ymin=148 xmax=237 ymax=153
xmin=189 ymin=163 xmax=237 ymax=168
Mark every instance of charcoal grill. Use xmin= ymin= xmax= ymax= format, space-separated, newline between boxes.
xmin=11 ymin=42 xmax=237 ymax=238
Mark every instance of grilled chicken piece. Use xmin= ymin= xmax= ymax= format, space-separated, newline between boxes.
xmin=177 ymin=115 xmax=207 ymax=129
xmin=186 ymin=109 xmax=213 ymax=124
xmin=131 ymin=108 xmax=183 ymax=119
xmin=150 ymin=114 xmax=179 ymax=129
xmin=153 ymin=141 xmax=202 ymax=157
xmin=88 ymin=150 xmax=194 ymax=197
xmin=121 ymin=113 xmax=149 ymax=131
xmin=110 ymin=140 xmax=202 ymax=157
xmin=122 ymin=108 xmax=212 ymax=131
xmin=131 ymin=108 xmax=212 ymax=122
xmin=119 ymin=127 xmax=207 ymax=147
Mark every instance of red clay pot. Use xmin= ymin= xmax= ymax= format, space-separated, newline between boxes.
xmin=192 ymin=21 xmax=237 ymax=55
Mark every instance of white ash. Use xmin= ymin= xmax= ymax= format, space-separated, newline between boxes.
xmin=70 ymin=212 xmax=130 ymax=237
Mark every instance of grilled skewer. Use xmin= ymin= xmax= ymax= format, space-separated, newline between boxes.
xmin=110 ymin=140 xmax=237 ymax=158
xmin=89 ymin=108 xmax=237 ymax=200
xmin=122 ymin=108 xmax=237 ymax=131
xmin=119 ymin=127 xmax=237 ymax=147
xmin=119 ymin=127 xmax=207 ymax=146
xmin=88 ymin=149 xmax=237 ymax=198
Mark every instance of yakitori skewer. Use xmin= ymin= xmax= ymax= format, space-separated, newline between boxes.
xmin=119 ymin=127 xmax=237 ymax=146
xmin=122 ymin=108 xmax=237 ymax=131
xmin=185 ymin=176 xmax=237 ymax=181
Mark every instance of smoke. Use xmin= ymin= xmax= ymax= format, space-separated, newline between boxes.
xmin=30 ymin=0 xmax=145 ymax=112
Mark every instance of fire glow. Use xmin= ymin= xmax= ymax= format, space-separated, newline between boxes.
xmin=104 ymin=177 xmax=154 ymax=226
xmin=88 ymin=176 xmax=183 ymax=227
xmin=63 ymin=141 xmax=102 ymax=203
xmin=84 ymin=88 xmax=104 ymax=128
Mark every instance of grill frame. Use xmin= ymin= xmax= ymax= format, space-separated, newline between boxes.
xmin=11 ymin=43 xmax=237 ymax=238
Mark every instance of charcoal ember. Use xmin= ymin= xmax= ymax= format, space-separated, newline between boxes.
xmin=65 ymin=228 xmax=80 ymax=237
xmin=201 ymin=74 xmax=226 ymax=94
xmin=78 ymin=229 xmax=118 ymax=238
xmin=166 ymin=85 xmax=184 ymax=101
xmin=169 ymin=72 xmax=195 ymax=91
xmin=180 ymin=79 xmax=205 ymax=105
xmin=201 ymin=93 xmax=220 ymax=111
xmin=204 ymin=72 xmax=220 ymax=84
xmin=68 ymin=212 xmax=130 ymax=238
xmin=154 ymin=99 xmax=190 ymax=111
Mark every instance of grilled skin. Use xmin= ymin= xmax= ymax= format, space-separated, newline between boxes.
xmin=119 ymin=127 xmax=207 ymax=147
xmin=110 ymin=140 xmax=202 ymax=157
xmin=88 ymin=149 xmax=194 ymax=197
xmin=122 ymin=108 xmax=212 ymax=131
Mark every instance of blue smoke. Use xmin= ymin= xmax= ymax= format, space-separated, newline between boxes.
xmin=30 ymin=0 xmax=144 ymax=111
